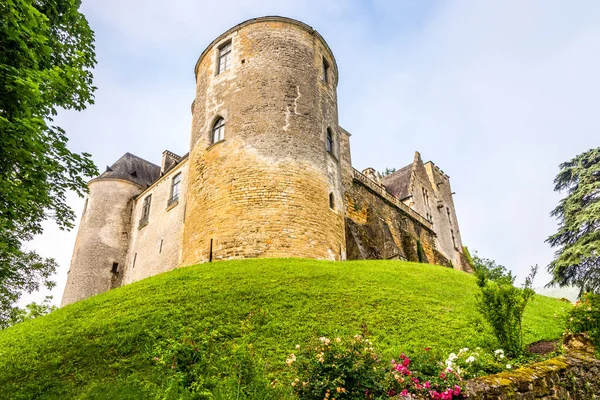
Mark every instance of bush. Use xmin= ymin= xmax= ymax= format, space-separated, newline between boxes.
xmin=288 ymin=336 xmax=466 ymax=399
xmin=474 ymin=262 xmax=537 ymax=357
xmin=566 ymin=292 xmax=600 ymax=352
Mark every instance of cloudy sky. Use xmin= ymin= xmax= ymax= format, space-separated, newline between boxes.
xmin=24 ymin=0 xmax=599 ymax=305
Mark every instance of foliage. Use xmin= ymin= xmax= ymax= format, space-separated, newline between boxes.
xmin=472 ymin=254 xmax=514 ymax=285
xmin=0 ymin=0 xmax=98 ymax=323
xmin=475 ymin=264 xmax=538 ymax=357
xmin=0 ymin=258 xmax=570 ymax=399
xmin=442 ymin=347 xmax=508 ymax=379
xmin=565 ymin=292 xmax=600 ymax=352
xmin=380 ymin=168 xmax=396 ymax=177
xmin=152 ymin=327 xmax=275 ymax=399
xmin=546 ymin=147 xmax=600 ymax=296
xmin=288 ymin=335 xmax=387 ymax=398
xmin=0 ymin=251 xmax=58 ymax=329
xmin=7 ymin=295 xmax=57 ymax=328
xmin=288 ymin=336 xmax=466 ymax=399
xmin=462 ymin=247 xmax=475 ymax=270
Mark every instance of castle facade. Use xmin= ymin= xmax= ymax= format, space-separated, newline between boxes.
xmin=61 ymin=17 xmax=469 ymax=306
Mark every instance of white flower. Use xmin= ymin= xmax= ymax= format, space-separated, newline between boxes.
xmin=319 ymin=337 xmax=331 ymax=345
xmin=465 ymin=356 xmax=476 ymax=363
xmin=499 ymin=354 xmax=505 ymax=359
xmin=506 ymin=364 xmax=512 ymax=369
xmin=447 ymin=353 xmax=458 ymax=361
xmin=295 ymin=344 xmax=301 ymax=349
xmin=494 ymin=349 xmax=504 ymax=355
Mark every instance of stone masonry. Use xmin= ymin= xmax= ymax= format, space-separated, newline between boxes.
xmin=61 ymin=16 xmax=469 ymax=306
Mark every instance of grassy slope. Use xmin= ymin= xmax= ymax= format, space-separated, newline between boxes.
xmin=0 ymin=259 xmax=570 ymax=399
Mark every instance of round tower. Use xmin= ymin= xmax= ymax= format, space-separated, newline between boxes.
xmin=182 ymin=17 xmax=346 ymax=264
xmin=61 ymin=153 xmax=160 ymax=306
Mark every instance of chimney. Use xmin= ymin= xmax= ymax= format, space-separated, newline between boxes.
xmin=161 ymin=150 xmax=181 ymax=174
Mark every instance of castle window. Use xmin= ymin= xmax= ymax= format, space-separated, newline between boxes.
xmin=217 ymin=41 xmax=232 ymax=74
xmin=111 ymin=262 xmax=119 ymax=274
xmin=451 ymin=229 xmax=456 ymax=248
xmin=329 ymin=193 xmax=335 ymax=209
xmin=140 ymin=194 xmax=152 ymax=227
xmin=326 ymin=128 xmax=334 ymax=153
xmin=322 ymin=57 xmax=330 ymax=83
xmin=212 ymin=117 xmax=225 ymax=143
xmin=169 ymin=173 xmax=181 ymax=205
xmin=447 ymin=206 xmax=452 ymax=223
xmin=422 ymin=187 xmax=430 ymax=207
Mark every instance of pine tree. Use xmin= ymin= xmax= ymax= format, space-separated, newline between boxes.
xmin=546 ymin=147 xmax=600 ymax=296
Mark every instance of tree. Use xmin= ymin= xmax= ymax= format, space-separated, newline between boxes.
xmin=380 ymin=167 xmax=396 ymax=177
xmin=0 ymin=0 xmax=98 ymax=327
xmin=546 ymin=147 xmax=600 ymax=297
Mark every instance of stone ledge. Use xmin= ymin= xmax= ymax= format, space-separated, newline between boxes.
xmin=466 ymin=343 xmax=600 ymax=399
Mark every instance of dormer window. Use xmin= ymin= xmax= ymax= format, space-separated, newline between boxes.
xmin=212 ymin=118 xmax=225 ymax=143
xmin=217 ymin=41 xmax=232 ymax=74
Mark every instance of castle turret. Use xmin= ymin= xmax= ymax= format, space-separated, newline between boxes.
xmin=61 ymin=153 xmax=160 ymax=306
xmin=182 ymin=17 xmax=346 ymax=264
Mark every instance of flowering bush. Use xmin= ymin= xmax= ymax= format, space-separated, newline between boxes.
xmin=566 ymin=292 xmax=600 ymax=352
xmin=287 ymin=335 xmax=388 ymax=399
xmin=287 ymin=336 xmax=467 ymax=399
xmin=442 ymin=347 xmax=508 ymax=379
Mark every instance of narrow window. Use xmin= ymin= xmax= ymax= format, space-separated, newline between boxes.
xmin=140 ymin=194 xmax=152 ymax=226
xmin=446 ymin=206 xmax=452 ymax=223
xmin=132 ymin=253 xmax=137 ymax=268
xmin=169 ymin=173 xmax=181 ymax=205
xmin=322 ymin=57 xmax=330 ymax=83
xmin=451 ymin=229 xmax=456 ymax=248
xmin=329 ymin=193 xmax=335 ymax=209
xmin=326 ymin=128 xmax=334 ymax=153
xmin=212 ymin=118 xmax=225 ymax=143
xmin=159 ymin=239 xmax=163 ymax=254
xmin=422 ymin=187 xmax=430 ymax=207
xmin=217 ymin=41 xmax=232 ymax=74
xmin=82 ymin=198 xmax=88 ymax=214
xmin=111 ymin=262 xmax=119 ymax=274
xmin=209 ymin=239 xmax=214 ymax=262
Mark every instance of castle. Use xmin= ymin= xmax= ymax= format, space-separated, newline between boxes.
xmin=61 ymin=16 xmax=469 ymax=306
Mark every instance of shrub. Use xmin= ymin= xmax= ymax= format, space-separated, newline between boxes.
xmin=475 ymin=263 xmax=537 ymax=357
xmin=566 ymin=292 xmax=600 ymax=352
xmin=288 ymin=336 xmax=466 ymax=399
xmin=287 ymin=335 xmax=387 ymax=399
xmin=442 ymin=348 xmax=508 ymax=379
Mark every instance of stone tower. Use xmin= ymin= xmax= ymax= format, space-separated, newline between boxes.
xmin=182 ymin=17 xmax=346 ymax=264
xmin=61 ymin=154 xmax=160 ymax=306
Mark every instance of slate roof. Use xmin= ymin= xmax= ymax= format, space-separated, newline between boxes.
xmin=381 ymin=163 xmax=413 ymax=200
xmin=96 ymin=153 xmax=161 ymax=187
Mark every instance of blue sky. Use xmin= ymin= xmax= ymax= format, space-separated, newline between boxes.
xmin=25 ymin=0 xmax=600 ymax=304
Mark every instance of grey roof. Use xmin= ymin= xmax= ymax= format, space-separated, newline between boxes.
xmin=96 ymin=153 xmax=160 ymax=187
xmin=381 ymin=163 xmax=413 ymax=200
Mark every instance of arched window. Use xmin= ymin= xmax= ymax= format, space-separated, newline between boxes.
xmin=326 ymin=128 xmax=334 ymax=153
xmin=212 ymin=118 xmax=225 ymax=143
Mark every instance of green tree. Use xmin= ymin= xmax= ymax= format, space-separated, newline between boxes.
xmin=0 ymin=0 xmax=97 ymax=326
xmin=546 ymin=147 xmax=600 ymax=297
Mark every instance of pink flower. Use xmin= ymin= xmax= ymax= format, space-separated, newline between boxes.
xmin=402 ymin=357 xmax=410 ymax=367
xmin=424 ymin=381 xmax=431 ymax=389
xmin=400 ymin=389 xmax=409 ymax=396
xmin=453 ymin=385 xmax=461 ymax=396
xmin=440 ymin=371 xmax=446 ymax=380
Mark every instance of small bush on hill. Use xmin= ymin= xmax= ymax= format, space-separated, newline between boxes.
xmin=474 ymin=255 xmax=537 ymax=357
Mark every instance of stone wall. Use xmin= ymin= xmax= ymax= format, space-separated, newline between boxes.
xmin=344 ymin=168 xmax=446 ymax=265
xmin=466 ymin=346 xmax=600 ymax=399
xmin=182 ymin=17 xmax=346 ymax=265
xmin=123 ymin=158 xmax=188 ymax=284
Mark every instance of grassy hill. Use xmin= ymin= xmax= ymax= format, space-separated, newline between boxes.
xmin=0 ymin=259 xmax=570 ymax=399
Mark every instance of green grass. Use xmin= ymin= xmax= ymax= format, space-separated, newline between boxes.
xmin=0 ymin=259 xmax=570 ymax=399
